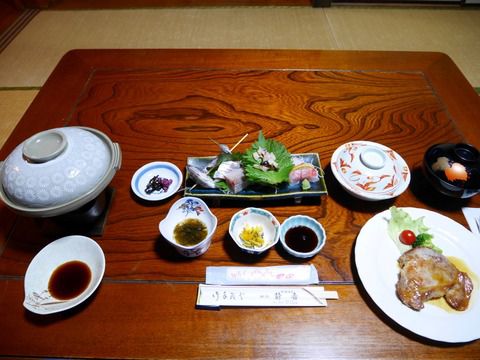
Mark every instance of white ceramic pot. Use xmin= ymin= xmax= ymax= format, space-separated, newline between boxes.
xmin=0 ymin=127 xmax=121 ymax=217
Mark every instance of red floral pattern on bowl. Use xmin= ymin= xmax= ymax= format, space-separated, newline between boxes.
xmin=331 ymin=141 xmax=410 ymax=201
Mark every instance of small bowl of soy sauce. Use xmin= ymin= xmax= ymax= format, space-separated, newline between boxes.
xmin=280 ymin=215 xmax=326 ymax=259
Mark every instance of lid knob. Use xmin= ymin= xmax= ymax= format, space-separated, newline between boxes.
xmin=360 ymin=147 xmax=386 ymax=170
xmin=22 ymin=130 xmax=67 ymax=163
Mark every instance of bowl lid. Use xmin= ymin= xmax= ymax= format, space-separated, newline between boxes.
xmin=0 ymin=127 xmax=122 ymax=216
xmin=331 ymin=141 xmax=410 ymax=201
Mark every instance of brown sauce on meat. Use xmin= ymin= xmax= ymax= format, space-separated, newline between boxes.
xmin=430 ymin=256 xmax=476 ymax=312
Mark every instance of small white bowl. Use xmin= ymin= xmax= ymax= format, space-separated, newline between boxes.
xmin=23 ymin=235 xmax=105 ymax=315
xmin=330 ymin=141 xmax=410 ymax=201
xmin=229 ymin=207 xmax=280 ymax=255
xmin=131 ymin=161 xmax=182 ymax=201
xmin=159 ymin=197 xmax=217 ymax=257
xmin=280 ymin=215 xmax=326 ymax=258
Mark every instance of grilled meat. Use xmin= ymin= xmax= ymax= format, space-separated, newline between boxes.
xmin=396 ymin=247 xmax=473 ymax=311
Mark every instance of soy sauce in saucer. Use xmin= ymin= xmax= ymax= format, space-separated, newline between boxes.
xmin=285 ymin=226 xmax=318 ymax=253
xmin=48 ymin=260 xmax=91 ymax=300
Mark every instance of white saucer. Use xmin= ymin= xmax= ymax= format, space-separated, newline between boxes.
xmin=23 ymin=235 xmax=105 ymax=315
xmin=131 ymin=161 xmax=182 ymax=201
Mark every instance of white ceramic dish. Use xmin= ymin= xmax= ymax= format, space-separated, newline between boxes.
xmin=229 ymin=207 xmax=280 ymax=255
xmin=355 ymin=207 xmax=480 ymax=343
xmin=159 ymin=197 xmax=217 ymax=257
xmin=280 ymin=215 xmax=326 ymax=258
xmin=131 ymin=161 xmax=182 ymax=201
xmin=0 ymin=127 xmax=121 ymax=217
xmin=330 ymin=141 xmax=410 ymax=201
xmin=23 ymin=235 xmax=105 ymax=315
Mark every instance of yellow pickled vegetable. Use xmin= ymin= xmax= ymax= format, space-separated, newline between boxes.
xmin=239 ymin=225 xmax=264 ymax=248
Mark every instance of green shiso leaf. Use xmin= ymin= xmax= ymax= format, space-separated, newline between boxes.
xmin=215 ymin=180 xmax=230 ymax=193
xmin=242 ymin=131 xmax=293 ymax=186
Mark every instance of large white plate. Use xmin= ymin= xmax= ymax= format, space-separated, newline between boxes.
xmin=355 ymin=207 xmax=480 ymax=343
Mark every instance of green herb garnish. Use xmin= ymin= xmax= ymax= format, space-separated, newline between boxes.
xmin=413 ymin=233 xmax=442 ymax=253
xmin=242 ymin=131 xmax=293 ymax=186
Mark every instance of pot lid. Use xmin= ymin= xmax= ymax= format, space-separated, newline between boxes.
xmin=331 ymin=141 xmax=410 ymax=201
xmin=0 ymin=127 xmax=121 ymax=217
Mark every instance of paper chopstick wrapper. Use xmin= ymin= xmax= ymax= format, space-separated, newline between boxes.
xmin=462 ymin=207 xmax=480 ymax=235
xmin=197 ymin=284 xmax=338 ymax=308
xmin=205 ymin=265 xmax=319 ymax=285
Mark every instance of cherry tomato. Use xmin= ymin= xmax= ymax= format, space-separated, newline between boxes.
xmin=399 ymin=230 xmax=416 ymax=245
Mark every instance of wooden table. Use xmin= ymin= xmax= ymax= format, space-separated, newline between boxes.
xmin=1 ymin=49 xmax=480 ymax=359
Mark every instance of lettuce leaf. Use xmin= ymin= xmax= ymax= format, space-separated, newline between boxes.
xmin=387 ymin=206 xmax=430 ymax=254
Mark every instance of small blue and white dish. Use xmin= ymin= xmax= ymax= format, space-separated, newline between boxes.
xmin=131 ymin=161 xmax=182 ymax=201
xmin=280 ymin=215 xmax=326 ymax=258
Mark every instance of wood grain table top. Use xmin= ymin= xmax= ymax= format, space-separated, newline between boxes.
xmin=1 ymin=49 xmax=480 ymax=359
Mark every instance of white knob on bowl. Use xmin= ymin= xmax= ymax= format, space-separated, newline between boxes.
xmin=360 ymin=147 xmax=386 ymax=170
xmin=22 ymin=130 xmax=67 ymax=163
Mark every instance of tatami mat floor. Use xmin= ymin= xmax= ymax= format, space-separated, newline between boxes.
xmin=1 ymin=6 xmax=480 ymax=148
